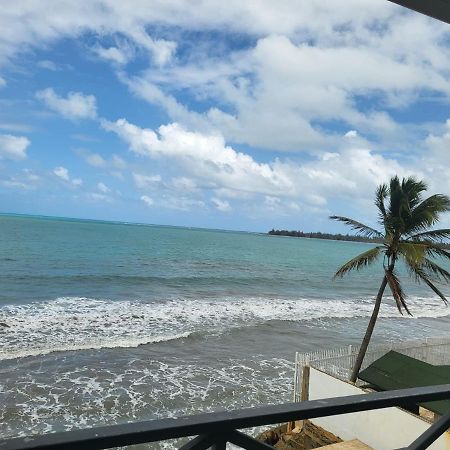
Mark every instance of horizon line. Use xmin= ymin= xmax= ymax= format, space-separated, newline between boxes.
xmin=0 ymin=211 xmax=262 ymax=235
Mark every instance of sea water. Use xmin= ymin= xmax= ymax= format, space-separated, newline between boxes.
xmin=1 ymin=214 xmax=449 ymax=445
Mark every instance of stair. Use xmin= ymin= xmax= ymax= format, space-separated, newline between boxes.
xmin=319 ymin=439 xmax=373 ymax=449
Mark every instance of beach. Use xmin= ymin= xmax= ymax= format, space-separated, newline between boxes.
xmin=1 ymin=214 xmax=450 ymax=446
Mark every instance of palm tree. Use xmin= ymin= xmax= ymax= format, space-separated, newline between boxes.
xmin=331 ymin=176 xmax=450 ymax=383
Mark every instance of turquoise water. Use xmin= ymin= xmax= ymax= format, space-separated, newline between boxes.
xmin=1 ymin=214 xmax=449 ymax=444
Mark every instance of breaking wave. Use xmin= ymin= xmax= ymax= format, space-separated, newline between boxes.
xmin=0 ymin=295 xmax=449 ymax=360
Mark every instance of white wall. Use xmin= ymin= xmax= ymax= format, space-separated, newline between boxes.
xmin=308 ymin=367 xmax=450 ymax=450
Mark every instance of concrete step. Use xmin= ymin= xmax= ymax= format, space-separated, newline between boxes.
xmin=319 ymin=439 xmax=373 ymax=449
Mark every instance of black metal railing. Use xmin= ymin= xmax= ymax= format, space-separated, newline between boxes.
xmin=388 ymin=0 xmax=450 ymax=26
xmin=1 ymin=384 xmax=450 ymax=450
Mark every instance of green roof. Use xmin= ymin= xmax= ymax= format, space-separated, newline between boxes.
xmin=358 ymin=351 xmax=450 ymax=416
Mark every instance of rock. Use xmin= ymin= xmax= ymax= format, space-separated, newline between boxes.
xmin=0 ymin=322 xmax=10 ymax=328
xmin=259 ymin=429 xmax=280 ymax=446
xmin=257 ymin=421 xmax=342 ymax=450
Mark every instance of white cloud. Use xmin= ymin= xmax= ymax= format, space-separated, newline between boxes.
xmin=79 ymin=151 xmax=127 ymax=171
xmin=0 ymin=2 xmax=185 ymax=68
xmin=0 ymin=123 xmax=34 ymax=133
xmin=2 ymin=1 xmax=450 ymax=155
xmin=97 ymin=182 xmax=110 ymax=193
xmin=23 ymin=168 xmax=40 ymax=182
xmin=0 ymin=76 xmax=5 ymax=87
xmin=0 ymin=134 xmax=30 ymax=160
xmin=126 ymin=29 xmax=176 ymax=66
xmin=425 ymin=119 xmax=450 ymax=161
xmin=140 ymin=195 xmax=154 ymax=206
xmin=36 ymin=88 xmax=97 ymax=120
xmin=115 ymin=8 xmax=450 ymax=153
xmin=1 ymin=180 xmax=28 ymax=189
xmin=86 ymin=153 xmax=106 ymax=167
xmin=102 ymin=119 xmax=292 ymax=195
xmin=37 ymin=60 xmax=59 ymax=71
xmin=211 ymin=197 xmax=231 ymax=212
xmin=88 ymin=192 xmax=112 ymax=202
xmin=53 ymin=166 xmax=83 ymax=186
xmin=1 ymin=169 xmax=40 ymax=190
xmin=161 ymin=196 xmax=205 ymax=211
xmin=171 ymin=177 xmax=197 ymax=192
xmin=111 ymin=154 xmax=126 ymax=169
xmin=422 ymin=119 xmax=450 ymax=194
xmin=53 ymin=166 xmax=69 ymax=181
xmin=133 ymin=172 xmax=162 ymax=189
xmin=93 ymin=42 xmax=133 ymax=65
xmin=213 ymin=187 xmax=254 ymax=200
xmin=94 ymin=46 xmax=127 ymax=65
xmin=103 ymin=118 xmax=410 ymax=213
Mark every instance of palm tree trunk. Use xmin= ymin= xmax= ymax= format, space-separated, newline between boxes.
xmin=349 ymin=275 xmax=388 ymax=382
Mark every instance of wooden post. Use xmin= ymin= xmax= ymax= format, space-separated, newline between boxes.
xmin=289 ymin=365 xmax=310 ymax=433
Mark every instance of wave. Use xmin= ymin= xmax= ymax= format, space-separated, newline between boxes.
xmin=0 ymin=332 xmax=193 ymax=361
xmin=0 ymin=273 xmax=299 ymax=284
xmin=0 ymin=295 xmax=449 ymax=360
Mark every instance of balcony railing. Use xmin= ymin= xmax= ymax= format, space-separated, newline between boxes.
xmin=1 ymin=384 xmax=450 ymax=450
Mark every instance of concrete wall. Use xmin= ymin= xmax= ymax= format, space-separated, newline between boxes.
xmin=308 ymin=367 xmax=450 ymax=450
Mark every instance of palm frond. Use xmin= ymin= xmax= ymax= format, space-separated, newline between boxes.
xmin=423 ymin=244 xmax=450 ymax=261
xmin=407 ymin=229 xmax=450 ymax=242
xmin=406 ymin=194 xmax=450 ymax=234
xmin=409 ymin=266 xmax=449 ymax=305
xmin=401 ymin=177 xmax=427 ymax=209
xmin=400 ymin=242 xmax=450 ymax=281
xmin=375 ymin=183 xmax=388 ymax=224
xmin=387 ymin=176 xmax=403 ymax=221
xmin=385 ymin=269 xmax=411 ymax=315
xmin=400 ymin=240 xmax=450 ymax=262
xmin=399 ymin=244 xmax=449 ymax=305
xmin=398 ymin=242 xmax=426 ymax=266
xmin=422 ymin=258 xmax=450 ymax=282
xmin=329 ymin=216 xmax=383 ymax=238
xmin=421 ymin=278 xmax=449 ymax=305
xmin=333 ymin=246 xmax=384 ymax=278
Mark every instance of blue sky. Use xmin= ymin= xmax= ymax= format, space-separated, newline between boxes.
xmin=1 ymin=1 xmax=450 ymax=232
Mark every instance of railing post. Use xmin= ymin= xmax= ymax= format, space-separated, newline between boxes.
xmin=405 ymin=408 xmax=450 ymax=450
xmin=292 ymin=352 xmax=299 ymax=402
xmin=348 ymin=345 xmax=353 ymax=379
xmin=179 ymin=434 xmax=219 ymax=450
xmin=211 ymin=439 xmax=227 ymax=450
xmin=288 ymin=353 xmax=299 ymax=433
xmin=292 ymin=365 xmax=310 ymax=432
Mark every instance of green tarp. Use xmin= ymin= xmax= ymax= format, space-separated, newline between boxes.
xmin=358 ymin=350 xmax=450 ymax=416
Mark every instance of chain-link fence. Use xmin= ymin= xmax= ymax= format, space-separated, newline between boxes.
xmin=293 ymin=337 xmax=450 ymax=401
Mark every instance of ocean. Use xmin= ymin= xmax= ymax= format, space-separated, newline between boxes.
xmin=1 ymin=214 xmax=450 ymax=446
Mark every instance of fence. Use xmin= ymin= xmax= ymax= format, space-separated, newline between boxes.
xmin=293 ymin=337 xmax=450 ymax=402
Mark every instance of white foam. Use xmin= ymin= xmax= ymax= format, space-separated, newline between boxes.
xmin=0 ymin=295 xmax=448 ymax=360
xmin=0 ymin=355 xmax=294 ymax=441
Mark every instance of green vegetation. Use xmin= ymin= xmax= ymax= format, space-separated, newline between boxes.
xmin=331 ymin=176 xmax=450 ymax=382
xmin=268 ymin=229 xmax=381 ymax=243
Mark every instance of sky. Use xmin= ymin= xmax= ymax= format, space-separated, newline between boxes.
xmin=1 ymin=1 xmax=450 ymax=232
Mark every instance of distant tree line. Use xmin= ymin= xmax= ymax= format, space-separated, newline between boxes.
xmin=268 ymin=229 xmax=382 ymax=243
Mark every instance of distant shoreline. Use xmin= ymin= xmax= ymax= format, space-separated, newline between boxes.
xmin=0 ymin=212 xmax=378 ymax=241
xmin=268 ymin=229 xmax=381 ymax=243
xmin=0 ymin=212 xmax=254 ymax=235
